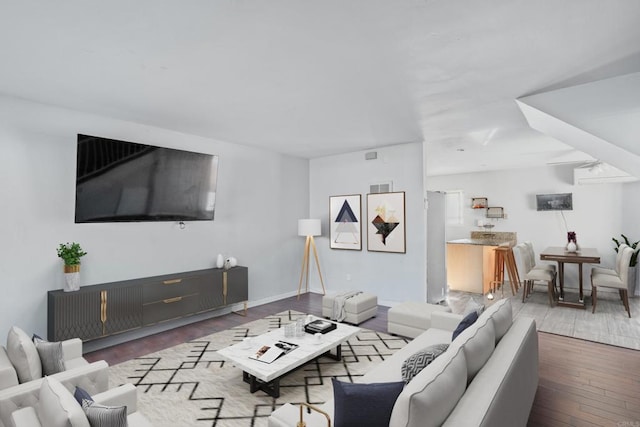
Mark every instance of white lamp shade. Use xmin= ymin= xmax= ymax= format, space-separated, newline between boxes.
xmin=298 ymin=219 xmax=321 ymax=237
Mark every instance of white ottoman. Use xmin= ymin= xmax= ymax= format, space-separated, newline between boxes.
xmin=322 ymin=292 xmax=378 ymax=325
xmin=387 ymin=301 xmax=452 ymax=338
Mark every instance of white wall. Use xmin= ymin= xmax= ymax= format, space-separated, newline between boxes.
xmin=0 ymin=95 xmax=309 ymax=341
xmin=309 ymin=143 xmax=425 ymax=305
xmin=622 ymin=181 xmax=640 ymax=240
xmin=427 ymin=165 xmax=640 ymax=289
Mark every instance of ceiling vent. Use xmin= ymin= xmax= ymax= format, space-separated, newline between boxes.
xmin=573 ymin=162 xmax=638 ymax=185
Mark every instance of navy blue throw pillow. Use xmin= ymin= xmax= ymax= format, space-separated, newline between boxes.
xmin=452 ymin=310 xmax=478 ymax=341
xmin=74 ymin=386 xmax=94 ymax=406
xmin=332 ymin=378 xmax=404 ymax=427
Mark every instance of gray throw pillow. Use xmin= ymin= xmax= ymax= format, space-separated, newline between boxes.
xmin=82 ymin=399 xmax=128 ymax=427
xmin=401 ymin=343 xmax=449 ymax=383
xmin=33 ymin=336 xmax=66 ymax=375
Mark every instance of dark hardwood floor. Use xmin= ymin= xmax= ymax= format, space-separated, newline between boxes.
xmin=86 ymin=293 xmax=640 ymax=426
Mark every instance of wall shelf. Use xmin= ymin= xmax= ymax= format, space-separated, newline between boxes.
xmin=471 ymin=197 xmax=488 ymax=209
xmin=486 ymin=207 xmax=505 ymax=218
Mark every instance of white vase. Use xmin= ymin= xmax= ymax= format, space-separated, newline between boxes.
xmin=566 ymin=242 xmax=577 ymax=252
xmin=64 ymin=272 xmax=80 ymax=292
xmin=216 ymin=254 xmax=224 ymax=269
xmin=223 ymin=256 xmax=238 ymax=270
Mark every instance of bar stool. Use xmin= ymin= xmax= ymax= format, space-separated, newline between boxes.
xmin=489 ymin=248 xmax=505 ymax=299
xmin=502 ymin=245 xmax=521 ymax=294
xmin=490 ymin=245 xmax=520 ymax=298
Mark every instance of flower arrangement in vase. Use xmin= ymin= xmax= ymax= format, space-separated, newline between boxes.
xmin=566 ymin=231 xmax=578 ymax=252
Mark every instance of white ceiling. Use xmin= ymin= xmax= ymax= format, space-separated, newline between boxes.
xmin=1 ymin=0 xmax=639 ymax=176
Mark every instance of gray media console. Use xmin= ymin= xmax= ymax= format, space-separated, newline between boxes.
xmin=47 ymin=266 xmax=248 ymax=342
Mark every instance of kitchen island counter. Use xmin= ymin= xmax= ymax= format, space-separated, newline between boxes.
xmin=446 ymin=232 xmax=517 ymax=294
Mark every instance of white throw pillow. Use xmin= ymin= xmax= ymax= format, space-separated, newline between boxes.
xmin=449 ymin=314 xmax=497 ymax=384
xmin=390 ymin=347 xmax=467 ymax=427
xmin=6 ymin=326 xmax=42 ymax=383
xmin=484 ymin=298 xmax=512 ymax=343
xmin=37 ymin=376 xmax=90 ymax=427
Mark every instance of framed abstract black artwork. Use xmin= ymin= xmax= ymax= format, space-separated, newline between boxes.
xmin=366 ymin=191 xmax=406 ymax=253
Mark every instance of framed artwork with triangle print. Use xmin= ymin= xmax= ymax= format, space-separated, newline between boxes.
xmin=329 ymin=194 xmax=362 ymax=250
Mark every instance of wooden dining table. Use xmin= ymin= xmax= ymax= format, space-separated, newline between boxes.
xmin=539 ymin=246 xmax=601 ymax=308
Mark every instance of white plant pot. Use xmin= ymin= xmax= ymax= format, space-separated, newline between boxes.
xmin=64 ymin=272 xmax=80 ymax=292
xmin=63 ymin=264 xmax=81 ymax=292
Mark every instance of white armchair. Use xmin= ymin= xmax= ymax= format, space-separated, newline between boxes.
xmin=0 ymin=327 xmax=109 ymax=427
xmin=0 ymin=327 xmax=92 ymax=390
xmin=10 ymin=376 xmax=152 ymax=427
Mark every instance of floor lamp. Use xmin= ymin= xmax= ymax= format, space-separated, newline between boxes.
xmin=297 ymin=219 xmax=326 ymax=298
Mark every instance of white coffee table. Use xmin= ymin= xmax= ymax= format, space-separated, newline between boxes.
xmin=217 ymin=318 xmax=360 ymax=397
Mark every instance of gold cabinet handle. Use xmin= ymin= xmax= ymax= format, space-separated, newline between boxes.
xmin=100 ymin=290 xmax=107 ymax=335
xmin=223 ymin=271 xmax=228 ymax=305
xmin=163 ymin=296 xmax=183 ymax=304
xmin=163 ymin=279 xmax=182 ymax=285
xmin=100 ymin=290 xmax=107 ymax=323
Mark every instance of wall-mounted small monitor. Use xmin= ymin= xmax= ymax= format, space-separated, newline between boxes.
xmin=536 ymin=193 xmax=573 ymax=211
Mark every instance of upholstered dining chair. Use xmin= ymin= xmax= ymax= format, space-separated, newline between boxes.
xmin=524 ymin=241 xmax=556 ymax=273
xmin=591 ymin=243 xmax=627 ymax=277
xmin=514 ymin=243 xmax=557 ymax=306
xmin=591 ymin=246 xmax=634 ymax=317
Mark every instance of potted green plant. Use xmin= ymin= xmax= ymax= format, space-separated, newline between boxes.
xmin=612 ymin=234 xmax=639 ymax=296
xmin=56 ymin=242 xmax=87 ymax=292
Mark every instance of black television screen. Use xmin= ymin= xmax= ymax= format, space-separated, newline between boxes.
xmin=75 ymin=134 xmax=219 ymax=223
xmin=536 ymin=193 xmax=572 ymax=211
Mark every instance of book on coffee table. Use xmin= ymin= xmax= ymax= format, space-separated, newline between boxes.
xmin=305 ymin=319 xmax=337 ymax=334
xmin=249 ymin=341 xmax=298 ymax=364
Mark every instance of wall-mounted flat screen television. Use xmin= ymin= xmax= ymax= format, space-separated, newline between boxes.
xmin=536 ymin=193 xmax=572 ymax=211
xmin=75 ymin=134 xmax=219 ymax=223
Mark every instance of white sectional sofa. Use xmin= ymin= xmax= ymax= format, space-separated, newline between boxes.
xmin=268 ymin=298 xmax=539 ymax=427
xmin=387 ymin=301 xmax=452 ymax=338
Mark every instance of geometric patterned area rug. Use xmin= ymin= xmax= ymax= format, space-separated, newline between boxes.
xmin=109 ymin=311 xmax=409 ymax=427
